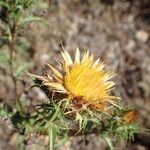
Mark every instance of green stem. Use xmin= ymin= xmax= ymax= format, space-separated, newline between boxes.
xmin=9 ymin=19 xmax=18 ymax=98
xmin=49 ymin=125 xmax=56 ymax=150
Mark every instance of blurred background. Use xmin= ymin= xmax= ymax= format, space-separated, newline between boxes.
xmin=0 ymin=0 xmax=150 ymax=149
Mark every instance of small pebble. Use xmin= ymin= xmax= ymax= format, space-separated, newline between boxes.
xmin=126 ymin=39 xmax=136 ymax=50
xmin=135 ymin=30 xmax=149 ymax=43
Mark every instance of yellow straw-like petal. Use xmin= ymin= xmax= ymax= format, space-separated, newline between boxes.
xmin=75 ymin=47 xmax=80 ymax=64
xmin=46 ymin=64 xmax=63 ymax=79
xmin=82 ymin=51 xmax=89 ymax=62
xmin=44 ymin=82 xmax=67 ymax=93
xmin=52 ymin=74 xmax=63 ymax=83
xmin=93 ymin=58 xmax=100 ymax=67
xmin=61 ymin=50 xmax=73 ymax=66
xmin=28 ymin=73 xmax=52 ymax=82
xmin=96 ymin=64 xmax=105 ymax=71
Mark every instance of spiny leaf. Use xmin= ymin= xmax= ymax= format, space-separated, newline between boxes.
xmin=19 ymin=16 xmax=47 ymax=26
xmin=14 ymin=63 xmax=31 ymax=78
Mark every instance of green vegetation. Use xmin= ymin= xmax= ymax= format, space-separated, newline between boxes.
xmin=1 ymin=1 xmax=148 ymax=150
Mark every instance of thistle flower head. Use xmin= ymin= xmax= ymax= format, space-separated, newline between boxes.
xmin=122 ymin=110 xmax=139 ymax=123
xmin=32 ymin=48 xmax=118 ymax=111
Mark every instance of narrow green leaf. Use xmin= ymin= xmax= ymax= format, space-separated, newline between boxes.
xmin=49 ymin=125 xmax=57 ymax=150
xmin=103 ymin=136 xmax=114 ymax=150
xmin=19 ymin=16 xmax=46 ymax=26
xmin=14 ymin=63 xmax=30 ymax=78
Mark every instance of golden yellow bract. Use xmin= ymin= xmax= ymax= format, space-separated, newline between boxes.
xmin=31 ymin=48 xmax=118 ymax=111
